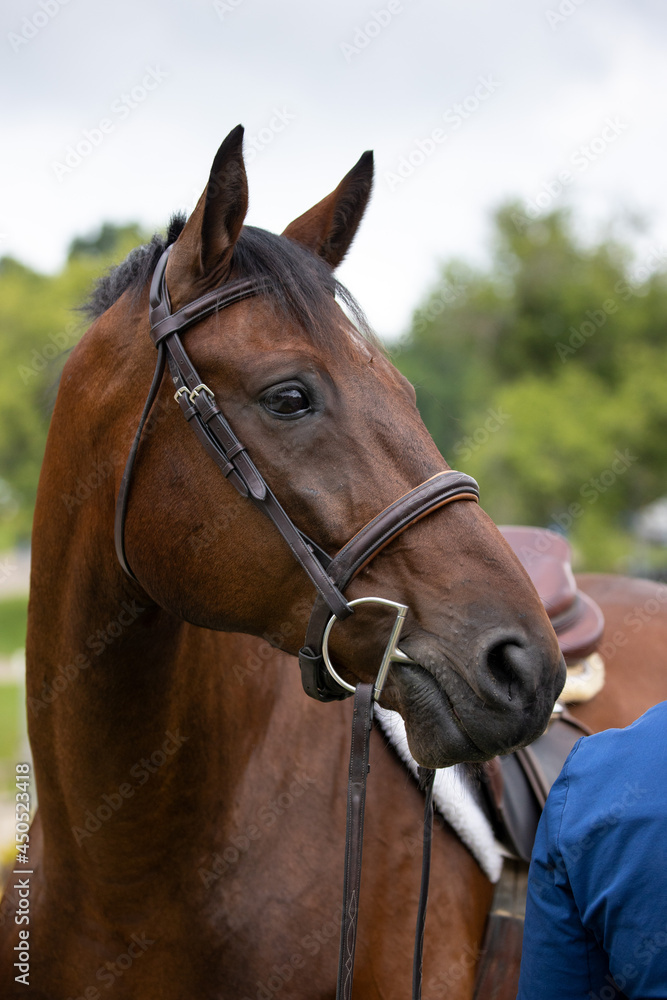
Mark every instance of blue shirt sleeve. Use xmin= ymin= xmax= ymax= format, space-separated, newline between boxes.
xmin=518 ymin=705 xmax=667 ymax=999
xmin=517 ymin=742 xmax=611 ymax=1000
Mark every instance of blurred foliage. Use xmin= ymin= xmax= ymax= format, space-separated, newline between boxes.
xmin=0 ymin=683 xmax=22 ymax=797
xmin=0 ymin=596 xmax=28 ymax=656
xmin=393 ymin=204 xmax=667 ymax=571
xmin=0 ymin=224 xmax=147 ymax=549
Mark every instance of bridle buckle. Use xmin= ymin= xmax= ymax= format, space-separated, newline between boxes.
xmin=321 ymin=596 xmax=415 ymax=701
xmin=188 ymin=383 xmax=215 ymax=402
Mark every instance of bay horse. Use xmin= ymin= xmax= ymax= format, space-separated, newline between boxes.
xmin=0 ymin=127 xmax=568 ymax=998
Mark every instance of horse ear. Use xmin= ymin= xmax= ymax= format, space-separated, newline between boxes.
xmin=167 ymin=125 xmax=248 ymax=298
xmin=282 ymin=151 xmax=374 ymax=269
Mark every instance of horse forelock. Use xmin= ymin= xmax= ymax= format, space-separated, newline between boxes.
xmin=83 ymin=219 xmax=382 ymax=357
xmin=231 ymin=226 xmax=380 ymax=356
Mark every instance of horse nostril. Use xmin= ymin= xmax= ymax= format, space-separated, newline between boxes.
xmin=484 ymin=639 xmax=534 ymax=702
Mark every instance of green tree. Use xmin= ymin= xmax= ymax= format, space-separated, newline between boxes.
xmin=0 ymin=224 xmax=148 ymax=548
xmin=394 ymin=205 xmax=667 ymax=571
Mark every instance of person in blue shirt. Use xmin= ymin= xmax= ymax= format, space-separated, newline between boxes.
xmin=517 ymin=700 xmax=667 ymax=999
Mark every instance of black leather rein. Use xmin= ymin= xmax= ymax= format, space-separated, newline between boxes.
xmin=113 ymin=244 xmax=481 ymax=997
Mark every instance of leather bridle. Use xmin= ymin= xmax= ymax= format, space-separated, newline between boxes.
xmin=113 ymin=244 xmax=481 ymax=997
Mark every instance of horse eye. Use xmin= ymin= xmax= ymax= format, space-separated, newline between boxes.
xmin=262 ymin=384 xmax=311 ymax=418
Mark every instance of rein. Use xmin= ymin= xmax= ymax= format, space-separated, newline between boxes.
xmin=113 ymin=245 xmax=480 ymax=996
xmin=338 ymin=682 xmax=437 ymax=1000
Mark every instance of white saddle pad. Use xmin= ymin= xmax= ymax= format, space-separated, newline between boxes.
xmin=374 ymin=706 xmax=504 ymax=883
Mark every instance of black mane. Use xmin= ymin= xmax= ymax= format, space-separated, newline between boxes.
xmin=83 ymin=214 xmax=187 ymax=321
xmin=83 ymin=217 xmax=374 ymax=347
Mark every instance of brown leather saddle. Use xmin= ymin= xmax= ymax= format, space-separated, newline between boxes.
xmin=499 ymin=525 xmax=605 ymax=664
xmin=479 ymin=526 xmax=606 ymax=863
xmin=473 ymin=527 xmax=607 ymax=1000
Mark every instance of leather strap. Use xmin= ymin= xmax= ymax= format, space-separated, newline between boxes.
xmin=512 ymin=745 xmax=550 ymax=810
xmin=298 ymin=471 xmax=480 ymax=701
xmin=413 ymin=767 xmax=435 ymax=1000
xmin=151 ymin=280 xmax=264 ymax=344
xmin=479 ymin=709 xmax=591 ymax=864
xmin=337 ymin=683 xmax=374 ymax=1000
xmin=114 ymin=343 xmax=167 ymax=580
xmin=148 ymin=245 xmax=268 ymax=344
xmin=336 ymin=692 xmax=436 ymax=1000
xmin=163 ymin=345 xmax=351 ymax=618
xmin=473 ymin=859 xmax=528 ymax=1000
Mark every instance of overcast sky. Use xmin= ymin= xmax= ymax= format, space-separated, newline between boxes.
xmin=2 ymin=0 xmax=666 ymax=339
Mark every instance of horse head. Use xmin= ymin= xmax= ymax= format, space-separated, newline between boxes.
xmin=111 ymin=125 xmax=564 ymax=767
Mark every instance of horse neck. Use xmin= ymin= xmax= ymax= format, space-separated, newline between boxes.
xmin=26 ymin=349 xmax=311 ymax=904
xmin=28 ymin=537 xmax=305 ymax=903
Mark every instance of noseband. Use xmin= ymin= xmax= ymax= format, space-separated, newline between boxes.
xmin=114 ymin=245 xmax=480 ymax=997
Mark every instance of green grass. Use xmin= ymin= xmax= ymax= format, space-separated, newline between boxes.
xmin=0 ymin=682 xmax=23 ymax=795
xmin=0 ymin=597 xmax=28 ymax=797
xmin=0 ymin=596 xmax=28 ymax=655
xmin=0 ymin=683 xmax=20 ymax=757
